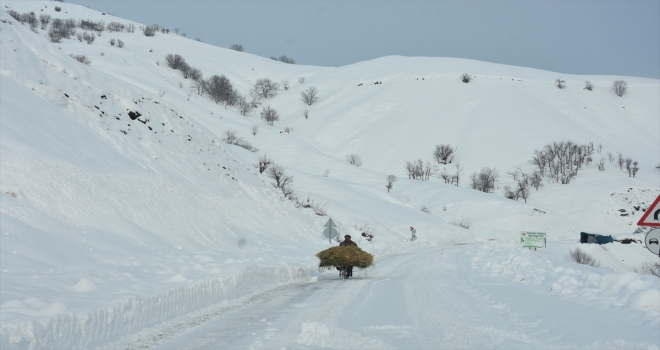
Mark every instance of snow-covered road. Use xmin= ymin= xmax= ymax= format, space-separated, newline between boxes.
xmin=119 ymin=245 xmax=657 ymax=350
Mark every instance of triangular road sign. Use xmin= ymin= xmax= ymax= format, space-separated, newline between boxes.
xmin=637 ymin=194 xmax=660 ymax=227
xmin=324 ymin=218 xmax=336 ymax=228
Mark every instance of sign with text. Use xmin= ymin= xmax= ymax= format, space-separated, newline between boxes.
xmin=521 ymin=231 xmax=546 ymax=249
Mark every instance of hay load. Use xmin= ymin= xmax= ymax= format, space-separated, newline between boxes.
xmin=316 ymin=246 xmax=374 ymax=269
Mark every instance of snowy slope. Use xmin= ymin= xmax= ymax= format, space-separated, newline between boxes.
xmin=0 ymin=1 xmax=658 ymax=349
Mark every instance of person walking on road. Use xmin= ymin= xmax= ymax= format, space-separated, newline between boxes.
xmin=339 ymin=235 xmax=357 ymax=277
xmin=410 ymin=226 xmax=417 ymax=241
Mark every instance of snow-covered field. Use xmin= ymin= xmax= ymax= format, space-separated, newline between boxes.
xmin=0 ymin=1 xmax=658 ymax=349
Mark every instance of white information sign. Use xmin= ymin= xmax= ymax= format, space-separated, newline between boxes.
xmin=521 ymin=231 xmax=546 ymax=249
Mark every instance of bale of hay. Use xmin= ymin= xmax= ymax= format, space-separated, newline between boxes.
xmin=316 ymin=246 xmax=374 ymax=269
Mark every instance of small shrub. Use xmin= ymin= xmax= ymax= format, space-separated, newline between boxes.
xmin=612 ymin=80 xmax=627 ymax=97
xmin=555 ymin=78 xmax=566 ymax=89
xmin=433 ymin=144 xmax=455 ymax=164
xmin=461 ymin=73 xmax=472 ymax=83
xmin=469 ymin=167 xmax=498 ymax=193
xmin=7 ymin=10 xmax=20 ymax=21
xmin=116 ymin=39 xmax=124 ymax=48
xmin=633 ymin=261 xmax=660 ymax=278
xmin=70 ymin=54 xmax=91 ymax=65
xmin=39 ymin=14 xmax=51 ymax=30
xmin=107 ymin=22 xmax=125 ymax=32
xmin=83 ymin=32 xmax=95 ymax=44
xmin=385 ymin=174 xmax=397 ymax=192
xmin=165 ymin=54 xmax=186 ymax=69
xmin=303 ymin=110 xmax=309 ymax=119
xmin=221 ymin=129 xmax=258 ymax=152
xmin=345 ymin=154 xmax=362 ymax=166
xmin=449 ymin=218 xmax=471 ymax=229
xmin=230 ymin=43 xmax=244 ymax=52
xmin=583 ymin=80 xmax=593 ymax=91
xmin=260 ymin=105 xmax=280 ymax=126
xmin=251 ymin=78 xmax=279 ymax=99
xmin=281 ymin=80 xmax=290 ymax=91
xmin=55 ymin=6 xmax=62 ymax=12
xmin=109 ymin=38 xmax=115 ymax=46
xmin=421 ymin=206 xmax=431 ymax=213
xmin=143 ymin=25 xmax=156 ymax=37
xmin=568 ymin=247 xmax=600 ymax=267
xmin=251 ymin=125 xmax=259 ymax=136
xmin=126 ymin=23 xmax=135 ymax=33
xmin=298 ymin=76 xmax=305 ymax=84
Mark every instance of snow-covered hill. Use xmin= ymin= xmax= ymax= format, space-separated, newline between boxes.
xmin=0 ymin=1 xmax=658 ymax=348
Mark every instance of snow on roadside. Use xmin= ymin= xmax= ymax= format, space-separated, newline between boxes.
xmin=0 ymin=264 xmax=311 ymax=350
xmin=469 ymin=241 xmax=660 ymax=319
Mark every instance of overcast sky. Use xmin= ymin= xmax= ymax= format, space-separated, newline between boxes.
xmin=68 ymin=1 xmax=660 ymax=79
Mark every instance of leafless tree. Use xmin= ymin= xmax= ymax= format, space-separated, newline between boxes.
xmin=303 ymin=109 xmax=309 ymax=119
xmin=597 ymin=158 xmax=605 ymax=171
xmin=258 ymin=155 xmax=272 ymax=173
xmin=251 ymin=78 xmax=279 ymax=99
xmin=230 ymin=44 xmax=244 ymax=52
xmin=461 ymin=73 xmax=472 ymax=83
xmin=192 ymin=74 xmax=206 ymax=96
xmin=625 ymin=157 xmax=633 ymax=177
xmin=555 ymin=78 xmax=566 ymax=89
xmin=109 ymin=38 xmax=116 ymax=46
xmin=260 ymin=105 xmax=280 ymax=126
xmin=173 ymin=28 xmax=179 ymax=34
xmin=205 ymin=75 xmax=236 ymax=105
xmin=405 ymin=159 xmax=438 ymax=181
xmin=385 ymin=175 xmax=397 ymax=193
xmin=143 ymin=25 xmax=156 ymax=37
xmin=607 ymin=151 xmax=614 ymax=162
xmin=222 ymin=129 xmax=258 ymax=152
xmin=116 ymin=39 xmax=124 ymax=48
xmin=276 ymin=55 xmax=295 ymax=64
xmin=631 ymin=161 xmax=639 ymax=178
xmin=583 ymin=80 xmax=593 ymax=91
xmin=39 ymin=14 xmax=51 ymax=30
xmin=281 ymin=81 xmax=290 ymax=91
xmin=433 ymin=144 xmax=455 ymax=164
xmin=612 ymin=80 xmax=627 ymax=97
xmin=469 ymin=167 xmax=499 ymax=193
xmin=301 ymin=86 xmax=320 ymax=106
xmin=298 ymin=77 xmax=305 ymax=84
xmin=617 ymin=153 xmax=624 ymax=170
xmin=597 ymin=142 xmax=602 ymax=153
xmin=528 ymin=172 xmax=543 ymax=190
xmin=70 ymin=54 xmax=91 ymax=65
xmin=165 ymin=54 xmax=186 ymax=70
xmin=252 ymin=125 xmax=259 ymax=136
xmin=266 ymin=164 xmax=294 ymax=195
xmin=238 ymin=98 xmax=253 ymax=116
xmin=345 ymin=154 xmax=363 ymax=166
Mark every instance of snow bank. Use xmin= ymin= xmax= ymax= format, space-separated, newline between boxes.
xmin=0 ymin=264 xmax=310 ymax=350
xmin=470 ymin=241 xmax=660 ymax=317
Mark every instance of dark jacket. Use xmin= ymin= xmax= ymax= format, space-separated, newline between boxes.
xmin=339 ymin=240 xmax=358 ymax=247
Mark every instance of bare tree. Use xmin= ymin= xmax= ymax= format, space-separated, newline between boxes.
xmin=385 ymin=175 xmax=397 ymax=193
xmin=607 ymin=151 xmax=614 ymax=162
xmin=258 ymin=155 xmax=272 ymax=173
xmin=345 ymin=154 xmax=363 ymax=166
xmin=433 ymin=144 xmax=455 ymax=164
xmin=116 ymin=39 xmax=124 ymax=48
xmin=555 ymin=78 xmax=566 ymax=89
xmin=191 ymin=73 xmax=206 ymax=95
xmin=252 ymin=125 xmax=259 ymax=136
xmin=469 ymin=167 xmax=499 ymax=193
xmin=230 ymin=44 xmax=244 ymax=52
xmin=612 ymin=80 xmax=627 ymax=97
xmin=260 ymin=105 xmax=280 ymax=126
xmin=405 ymin=159 xmax=438 ymax=181
xmin=39 ymin=14 xmax=51 ymax=30
xmin=301 ymin=86 xmax=320 ymax=106
xmin=143 ymin=25 xmax=156 ymax=37
xmin=251 ymin=78 xmax=279 ymax=99
xmin=631 ymin=161 xmax=639 ymax=178
xmin=281 ymin=81 xmax=290 ymax=91
xmin=205 ymin=75 xmax=235 ymax=105
xmin=266 ymin=164 xmax=294 ymax=195
xmin=625 ymin=157 xmax=633 ymax=177
xmin=303 ymin=109 xmax=309 ymax=119
xmin=617 ymin=153 xmax=624 ymax=170
xmin=298 ymin=77 xmax=306 ymax=84
xmin=461 ymin=73 xmax=472 ymax=83
xmin=568 ymin=248 xmax=600 ymax=267
xmin=221 ymin=129 xmax=240 ymax=144
xmin=597 ymin=158 xmax=605 ymax=171
xmin=583 ymin=80 xmax=593 ymax=91
xmin=238 ymin=98 xmax=253 ymax=116
xmin=165 ymin=54 xmax=186 ymax=70
xmin=277 ymin=55 xmax=295 ymax=64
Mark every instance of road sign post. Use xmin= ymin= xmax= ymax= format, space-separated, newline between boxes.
xmin=521 ymin=231 xmax=546 ymax=250
xmin=636 ymin=195 xmax=660 ymax=227
xmin=323 ymin=218 xmax=338 ymax=243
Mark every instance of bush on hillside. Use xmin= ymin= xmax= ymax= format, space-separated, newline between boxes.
xmin=117 ymin=39 xmax=124 ymax=48
xmin=583 ymin=80 xmax=593 ymax=91
xmin=143 ymin=25 xmax=156 ymax=37
xmin=555 ymin=78 xmax=566 ymax=89
xmin=39 ymin=14 xmax=51 ymax=30
xmin=266 ymin=163 xmax=294 ymax=199
xmin=461 ymin=73 xmax=472 ymax=83
xmin=449 ymin=217 xmax=471 ymax=229
xmin=251 ymin=78 xmax=279 ymax=99
xmin=165 ymin=54 xmax=186 ymax=70
xmin=345 ymin=154 xmax=362 ymax=167
xmin=568 ymin=248 xmax=600 ymax=267
xmin=633 ymin=261 xmax=660 ymax=278
xmin=612 ymin=80 xmax=627 ymax=97
xmin=80 ymin=19 xmax=104 ymax=32
xmin=70 ymin=54 xmax=91 ymax=65
xmin=385 ymin=174 xmax=397 ymax=192
xmin=260 ymin=105 xmax=280 ymax=126
xmin=405 ymin=159 xmax=438 ymax=181
xmin=229 ymin=43 xmax=244 ymax=52
xmin=469 ymin=167 xmax=499 ymax=193
xmin=301 ymin=86 xmax=319 ymax=106
xmin=107 ymin=22 xmax=125 ymax=32
xmin=433 ymin=144 xmax=455 ymax=164
xmin=529 ymin=141 xmax=594 ymax=184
